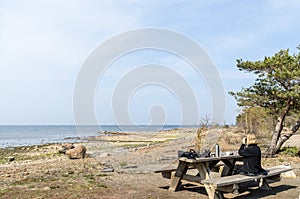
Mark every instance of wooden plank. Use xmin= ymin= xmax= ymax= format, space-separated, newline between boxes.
xmin=156 ymin=164 xmax=196 ymax=179
xmin=202 ymin=166 xmax=291 ymax=198
xmin=211 ymin=162 xmax=224 ymax=173
xmin=202 ymin=165 xmax=292 ymax=187
xmin=181 ymin=174 xmax=202 ymax=184
xmin=161 ymin=172 xmax=172 ymax=179
xmin=208 ymin=160 xmax=220 ymax=170
xmin=259 ymin=178 xmax=271 ymax=191
xmin=179 ymin=155 xmax=243 ymax=163
xmin=266 ymin=174 xmax=281 ymax=182
xmin=216 ymin=184 xmax=234 ymax=193
xmin=169 ymin=161 xmax=188 ymax=191
xmin=203 ymin=174 xmax=253 ymax=187
xmin=195 ymin=163 xmax=207 ymax=180
xmin=221 ymin=159 xmax=236 ymax=176
xmin=155 ymin=166 xmax=177 ymax=173
xmin=265 ymin=165 xmax=292 ymax=177
xmin=155 ymin=165 xmax=196 ymax=173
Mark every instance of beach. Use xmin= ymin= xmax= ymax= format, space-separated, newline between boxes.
xmin=1 ymin=127 xmax=300 ymax=198
xmin=0 ymin=125 xmax=190 ymax=148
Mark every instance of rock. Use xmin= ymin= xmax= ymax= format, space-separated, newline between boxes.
xmin=58 ymin=143 xmax=75 ymax=154
xmin=6 ymin=157 xmax=15 ymax=162
xmin=100 ymin=162 xmax=112 ymax=168
xmin=159 ymin=155 xmax=177 ymax=161
xmin=121 ymin=165 xmax=138 ymax=169
xmin=98 ymin=152 xmax=109 ymax=157
xmin=101 ymin=168 xmax=114 ymax=172
xmin=281 ymin=170 xmax=297 ymax=178
xmin=85 ymin=153 xmax=93 ymax=158
xmin=43 ymin=186 xmax=51 ymax=190
xmin=65 ymin=145 xmax=86 ymax=159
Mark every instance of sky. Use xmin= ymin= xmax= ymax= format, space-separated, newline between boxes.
xmin=1 ymin=0 xmax=300 ymax=125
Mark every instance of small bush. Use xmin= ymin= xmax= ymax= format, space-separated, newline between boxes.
xmin=97 ymin=173 xmax=108 ymax=177
xmin=67 ymin=170 xmax=75 ymax=175
xmin=119 ymin=161 xmax=128 ymax=167
xmin=97 ymin=183 xmax=107 ymax=188
xmin=279 ymin=147 xmax=299 ymax=157
xmin=84 ymin=174 xmax=95 ymax=181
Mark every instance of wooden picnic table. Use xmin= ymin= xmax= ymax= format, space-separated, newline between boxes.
xmin=168 ymin=155 xmax=243 ymax=197
xmin=161 ymin=155 xmax=292 ymax=199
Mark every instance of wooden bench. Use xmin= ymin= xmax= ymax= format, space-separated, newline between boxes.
xmin=155 ymin=165 xmax=178 ymax=179
xmin=202 ymin=165 xmax=292 ymax=199
xmin=155 ymin=162 xmax=224 ymax=180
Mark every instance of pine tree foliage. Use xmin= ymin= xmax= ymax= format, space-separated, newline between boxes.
xmin=230 ymin=46 xmax=300 ymax=156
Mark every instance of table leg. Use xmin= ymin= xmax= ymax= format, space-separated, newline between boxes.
xmin=169 ymin=161 xmax=188 ymax=191
xmin=196 ymin=163 xmax=222 ymax=199
xmin=259 ymin=178 xmax=271 ymax=191
xmin=221 ymin=159 xmax=236 ymax=176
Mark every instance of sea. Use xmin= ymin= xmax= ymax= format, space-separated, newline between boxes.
xmin=0 ymin=125 xmax=198 ymax=148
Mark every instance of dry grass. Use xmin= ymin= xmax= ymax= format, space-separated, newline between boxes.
xmin=193 ymin=126 xmax=269 ymax=153
xmin=193 ymin=127 xmax=282 ymax=152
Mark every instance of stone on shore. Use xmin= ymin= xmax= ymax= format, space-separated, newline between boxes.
xmin=6 ymin=156 xmax=15 ymax=162
xmin=101 ymin=168 xmax=114 ymax=172
xmin=65 ymin=145 xmax=86 ymax=159
xmin=58 ymin=143 xmax=75 ymax=154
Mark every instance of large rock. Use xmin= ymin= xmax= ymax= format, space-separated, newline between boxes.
xmin=58 ymin=143 xmax=75 ymax=154
xmin=281 ymin=170 xmax=297 ymax=179
xmin=65 ymin=145 xmax=86 ymax=159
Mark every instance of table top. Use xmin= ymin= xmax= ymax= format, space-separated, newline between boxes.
xmin=179 ymin=155 xmax=243 ymax=163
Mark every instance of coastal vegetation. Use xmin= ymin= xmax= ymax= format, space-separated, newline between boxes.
xmin=0 ymin=128 xmax=299 ymax=198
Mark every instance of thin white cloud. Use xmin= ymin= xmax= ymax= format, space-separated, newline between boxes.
xmin=0 ymin=0 xmax=141 ymax=79
xmin=1 ymin=0 xmax=300 ymax=124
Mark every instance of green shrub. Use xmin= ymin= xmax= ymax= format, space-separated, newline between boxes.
xmin=279 ymin=147 xmax=299 ymax=157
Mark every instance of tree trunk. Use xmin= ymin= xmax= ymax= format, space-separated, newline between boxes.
xmin=274 ymin=119 xmax=300 ymax=153
xmin=265 ymin=116 xmax=284 ymax=157
xmin=265 ymin=100 xmax=292 ymax=157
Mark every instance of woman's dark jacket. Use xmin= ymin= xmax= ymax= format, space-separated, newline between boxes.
xmin=238 ymin=144 xmax=266 ymax=175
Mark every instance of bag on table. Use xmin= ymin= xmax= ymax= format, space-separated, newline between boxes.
xmin=178 ymin=149 xmax=199 ymax=159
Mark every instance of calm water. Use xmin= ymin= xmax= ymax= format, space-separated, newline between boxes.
xmin=0 ymin=125 xmax=196 ymax=148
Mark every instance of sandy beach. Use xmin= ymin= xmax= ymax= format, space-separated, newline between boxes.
xmin=1 ymin=127 xmax=300 ymax=199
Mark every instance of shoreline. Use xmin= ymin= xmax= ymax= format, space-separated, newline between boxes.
xmin=1 ymin=127 xmax=299 ymax=199
xmin=0 ymin=126 xmax=199 ymax=149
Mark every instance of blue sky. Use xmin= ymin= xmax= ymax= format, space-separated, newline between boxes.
xmin=1 ymin=0 xmax=300 ymax=125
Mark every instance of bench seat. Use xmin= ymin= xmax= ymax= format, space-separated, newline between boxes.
xmin=202 ymin=165 xmax=292 ymax=187
xmin=155 ymin=165 xmax=195 ymax=179
xmin=155 ymin=162 xmax=224 ymax=179
xmin=202 ymin=165 xmax=292 ymax=199
xmin=156 ymin=161 xmax=293 ymax=199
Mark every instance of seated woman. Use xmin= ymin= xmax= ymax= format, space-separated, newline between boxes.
xmin=238 ymin=134 xmax=267 ymax=176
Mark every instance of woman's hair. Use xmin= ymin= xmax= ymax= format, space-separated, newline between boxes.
xmin=246 ymin=133 xmax=258 ymax=145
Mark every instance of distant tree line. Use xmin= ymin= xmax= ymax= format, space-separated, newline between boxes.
xmin=236 ymin=107 xmax=298 ymax=136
